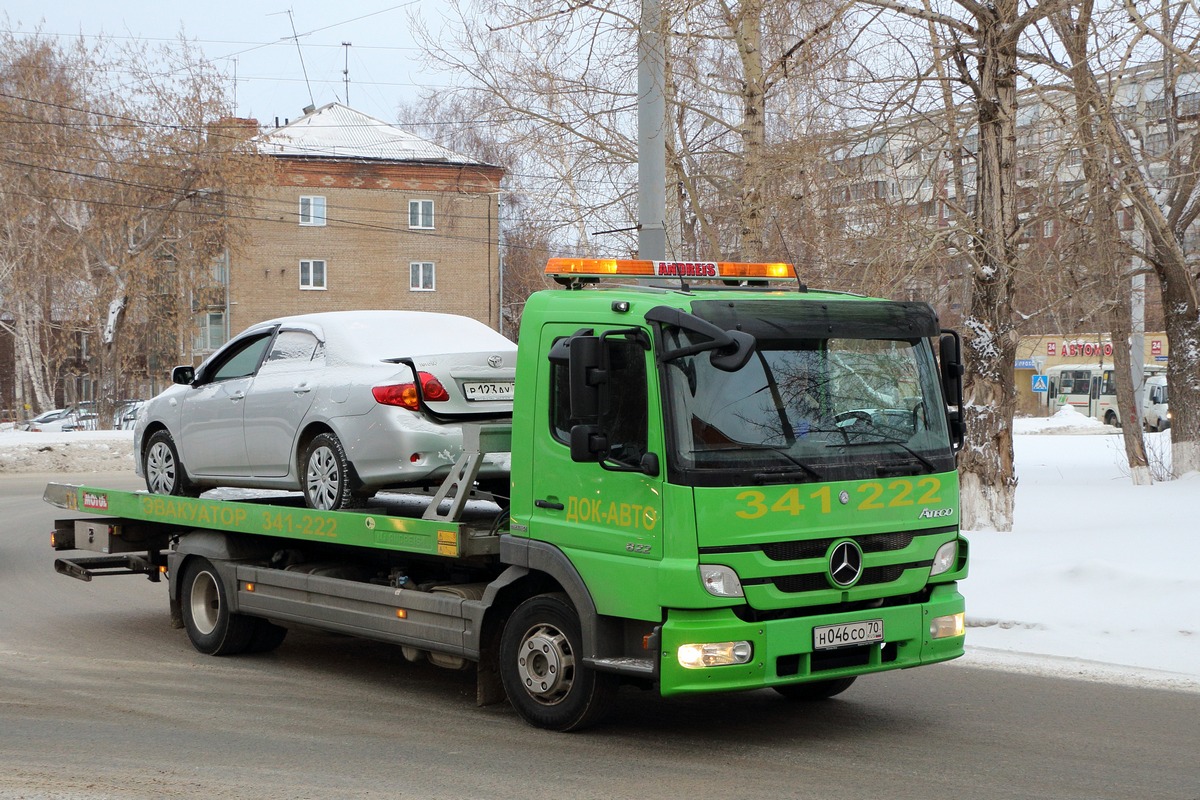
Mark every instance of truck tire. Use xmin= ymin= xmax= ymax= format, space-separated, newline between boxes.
xmin=143 ymin=430 xmax=198 ymax=497
xmin=180 ymin=557 xmax=256 ymax=656
xmin=302 ymin=432 xmax=365 ymax=511
xmin=773 ymin=676 xmax=856 ymax=701
xmin=499 ymin=593 xmax=617 ymax=731
xmin=246 ymin=619 xmax=289 ymax=653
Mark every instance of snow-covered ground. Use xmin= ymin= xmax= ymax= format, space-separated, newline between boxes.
xmin=2 ymin=409 xmax=1197 ymax=692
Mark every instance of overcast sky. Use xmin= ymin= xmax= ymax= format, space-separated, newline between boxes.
xmin=1 ymin=1 xmax=448 ymax=126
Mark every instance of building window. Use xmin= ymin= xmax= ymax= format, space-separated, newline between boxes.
xmin=300 ymin=259 xmax=327 ymax=290
xmin=1043 ymin=220 xmax=1054 ymax=238
xmin=409 ymin=199 xmax=434 ymax=229
xmin=197 ymin=311 xmax=226 ymax=351
xmin=410 ymin=261 xmax=435 ymax=291
xmin=299 ymin=196 xmax=327 ymax=226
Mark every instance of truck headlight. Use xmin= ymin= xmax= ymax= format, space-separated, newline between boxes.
xmin=930 ymin=612 xmax=965 ymax=639
xmin=930 ymin=540 xmax=958 ymax=577
xmin=678 ymin=641 xmax=753 ymax=669
xmin=699 ymin=565 xmax=744 ymax=597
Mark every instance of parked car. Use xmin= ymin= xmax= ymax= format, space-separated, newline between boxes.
xmin=113 ymin=400 xmax=145 ymax=430
xmin=134 ymin=311 xmax=517 ymax=510
xmin=18 ymin=408 xmax=71 ymax=431
xmin=1142 ymin=375 xmax=1170 ymax=431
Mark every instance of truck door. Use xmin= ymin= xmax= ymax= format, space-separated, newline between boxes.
xmin=528 ymin=324 xmax=664 ymax=618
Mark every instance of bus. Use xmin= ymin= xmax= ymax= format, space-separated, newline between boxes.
xmin=1043 ymin=363 xmax=1166 ymax=426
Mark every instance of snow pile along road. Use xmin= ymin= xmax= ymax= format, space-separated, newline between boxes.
xmin=0 ymin=428 xmax=134 ymax=474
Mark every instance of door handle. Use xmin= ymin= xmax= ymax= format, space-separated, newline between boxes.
xmin=535 ymin=499 xmax=565 ymax=511
xmin=293 ymin=384 xmax=312 ymax=394
xmin=230 ymin=391 xmax=245 ymax=402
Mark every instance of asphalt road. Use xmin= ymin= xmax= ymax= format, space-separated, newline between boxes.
xmin=2 ymin=471 xmax=1198 ymax=800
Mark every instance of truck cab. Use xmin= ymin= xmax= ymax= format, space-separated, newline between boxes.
xmin=504 ymin=258 xmax=968 ymax=719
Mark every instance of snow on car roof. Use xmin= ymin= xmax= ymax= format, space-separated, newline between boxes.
xmin=265 ymin=310 xmax=515 ymax=363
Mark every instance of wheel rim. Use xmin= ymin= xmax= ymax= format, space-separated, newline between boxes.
xmin=189 ymin=569 xmax=221 ymax=636
xmin=146 ymin=441 xmax=177 ymax=494
xmin=515 ymin=622 xmax=575 ymax=706
xmin=306 ymin=445 xmax=340 ymax=510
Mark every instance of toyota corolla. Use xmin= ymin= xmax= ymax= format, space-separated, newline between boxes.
xmin=134 ymin=310 xmax=516 ymax=510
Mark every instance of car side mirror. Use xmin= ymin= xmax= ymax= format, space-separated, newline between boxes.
xmin=172 ymin=365 xmax=195 ymax=385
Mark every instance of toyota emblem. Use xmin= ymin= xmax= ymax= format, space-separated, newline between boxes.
xmin=487 ymin=354 xmax=503 ymax=368
xmin=827 ymin=540 xmax=864 ymax=588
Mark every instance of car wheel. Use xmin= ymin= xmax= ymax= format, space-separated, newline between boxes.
xmin=180 ymin=557 xmax=256 ymax=656
xmin=499 ymin=593 xmax=617 ymax=731
xmin=773 ymin=676 xmax=857 ymax=701
xmin=303 ymin=432 xmax=365 ymax=511
xmin=143 ymin=430 xmax=198 ymax=496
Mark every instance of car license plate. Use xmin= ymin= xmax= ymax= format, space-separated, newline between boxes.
xmin=463 ymin=381 xmax=514 ymax=401
xmin=813 ymin=619 xmax=884 ymax=650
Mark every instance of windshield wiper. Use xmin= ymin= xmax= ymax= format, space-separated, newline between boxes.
xmin=831 ymin=439 xmax=937 ymax=473
xmin=742 ymin=445 xmax=824 ymax=481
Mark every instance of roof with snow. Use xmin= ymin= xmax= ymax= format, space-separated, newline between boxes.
xmin=256 ymin=103 xmax=486 ymax=166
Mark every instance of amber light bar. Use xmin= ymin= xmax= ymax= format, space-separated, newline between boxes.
xmin=546 ymin=257 xmax=797 ymax=282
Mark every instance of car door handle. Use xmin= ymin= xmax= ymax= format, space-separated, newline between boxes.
xmin=535 ymin=499 xmax=564 ymax=511
xmin=293 ymin=384 xmax=312 ymax=394
xmin=230 ymin=391 xmax=245 ymax=402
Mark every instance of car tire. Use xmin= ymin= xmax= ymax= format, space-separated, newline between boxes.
xmin=499 ymin=593 xmax=617 ymax=731
xmin=143 ymin=430 xmax=199 ymax=497
xmin=302 ymin=432 xmax=366 ymax=511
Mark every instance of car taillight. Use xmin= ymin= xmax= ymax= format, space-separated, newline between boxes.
xmin=373 ymin=373 xmax=450 ymax=411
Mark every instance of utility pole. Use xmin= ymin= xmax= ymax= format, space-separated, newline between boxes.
xmin=342 ymin=42 xmax=352 ymax=106
xmin=637 ymin=0 xmax=667 ymax=260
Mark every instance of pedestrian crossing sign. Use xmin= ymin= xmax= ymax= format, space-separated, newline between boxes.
xmin=1032 ymin=374 xmax=1049 ymax=393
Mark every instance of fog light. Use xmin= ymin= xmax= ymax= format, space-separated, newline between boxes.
xmin=678 ymin=641 xmax=752 ymax=669
xmin=930 ymin=612 xmax=965 ymax=639
xmin=930 ymin=540 xmax=958 ymax=576
xmin=699 ymin=564 xmax=744 ymax=597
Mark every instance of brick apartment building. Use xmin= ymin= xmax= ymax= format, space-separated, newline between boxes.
xmin=197 ymin=103 xmax=505 ymax=353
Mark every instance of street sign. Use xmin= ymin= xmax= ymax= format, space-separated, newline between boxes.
xmin=1032 ymin=374 xmax=1049 ymax=393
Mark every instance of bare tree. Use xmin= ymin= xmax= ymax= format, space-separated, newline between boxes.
xmin=851 ymin=0 xmax=1068 ymax=530
xmin=410 ymin=0 xmax=845 ymax=260
xmin=1 ymin=31 xmax=264 ymax=424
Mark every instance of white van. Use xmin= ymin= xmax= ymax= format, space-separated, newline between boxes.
xmin=1142 ymin=375 xmax=1170 ymax=431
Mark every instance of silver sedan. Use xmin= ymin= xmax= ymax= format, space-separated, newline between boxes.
xmin=134 ymin=311 xmax=516 ymax=510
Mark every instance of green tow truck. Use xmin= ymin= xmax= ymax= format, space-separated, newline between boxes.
xmin=45 ymin=257 xmax=969 ymax=731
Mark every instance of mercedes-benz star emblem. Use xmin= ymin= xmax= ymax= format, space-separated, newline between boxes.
xmin=828 ymin=540 xmax=864 ymax=588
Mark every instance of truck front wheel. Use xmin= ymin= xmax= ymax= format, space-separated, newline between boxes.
xmin=180 ymin=557 xmax=256 ymax=656
xmin=499 ymin=593 xmax=617 ymax=731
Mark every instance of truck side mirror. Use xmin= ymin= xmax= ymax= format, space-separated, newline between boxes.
xmin=939 ymin=331 xmax=966 ymax=450
xmin=570 ymin=424 xmax=607 ymax=462
xmin=568 ymin=335 xmax=604 ymax=420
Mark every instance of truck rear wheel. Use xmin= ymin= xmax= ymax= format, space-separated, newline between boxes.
xmin=499 ymin=593 xmax=617 ymax=731
xmin=180 ymin=557 xmax=256 ymax=655
xmin=773 ymin=676 xmax=856 ymax=701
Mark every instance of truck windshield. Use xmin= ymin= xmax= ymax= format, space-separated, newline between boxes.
xmin=659 ymin=298 xmax=955 ymax=486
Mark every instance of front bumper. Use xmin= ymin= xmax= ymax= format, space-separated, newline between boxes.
xmin=657 ymin=583 xmax=965 ymax=696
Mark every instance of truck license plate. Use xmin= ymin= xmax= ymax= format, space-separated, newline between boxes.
xmin=813 ymin=619 xmax=884 ymax=650
xmin=463 ymin=381 xmax=514 ymax=401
